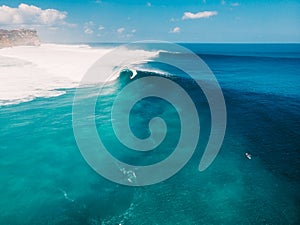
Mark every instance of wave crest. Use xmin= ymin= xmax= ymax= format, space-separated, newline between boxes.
xmin=0 ymin=44 xmax=160 ymax=106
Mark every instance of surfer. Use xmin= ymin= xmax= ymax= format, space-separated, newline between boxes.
xmin=245 ymin=152 xmax=252 ymax=160
xmin=130 ymin=69 xmax=137 ymax=79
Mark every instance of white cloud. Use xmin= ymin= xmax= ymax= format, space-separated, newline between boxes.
xmin=98 ymin=25 xmax=105 ymax=30
xmin=146 ymin=2 xmax=151 ymax=7
xmin=231 ymin=2 xmax=240 ymax=7
xmin=182 ymin=11 xmax=218 ymax=20
xmin=83 ymin=21 xmax=95 ymax=35
xmin=0 ymin=3 xmax=67 ymax=25
xmin=84 ymin=28 xmax=93 ymax=34
xmin=221 ymin=0 xmax=226 ymax=5
xmin=131 ymin=29 xmax=136 ymax=33
xmin=85 ymin=21 xmax=94 ymax=26
xmin=170 ymin=27 xmax=180 ymax=33
xmin=117 ymin=27 xmax=125 ymax=34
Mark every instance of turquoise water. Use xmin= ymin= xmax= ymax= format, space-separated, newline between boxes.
xmin=0 ymin=44 xmax=299 ymax=224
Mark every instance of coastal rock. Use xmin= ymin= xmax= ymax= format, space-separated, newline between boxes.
xmin=0 ymin=29 xmax=40 ymax=48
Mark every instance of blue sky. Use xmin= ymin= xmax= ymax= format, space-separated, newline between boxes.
xmin=0 ymin=0 xmax=299 ymax=43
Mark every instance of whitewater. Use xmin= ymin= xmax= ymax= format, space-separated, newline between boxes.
xmin=0 ymin=44 xmax=158 ymax=106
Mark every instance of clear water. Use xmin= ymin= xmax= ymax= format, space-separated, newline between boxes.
xmin=0 ymin=44 xmax=299 ymax=224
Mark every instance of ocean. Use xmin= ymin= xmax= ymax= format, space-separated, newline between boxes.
xmin=0 ymin=43 xmax=299 ymax=224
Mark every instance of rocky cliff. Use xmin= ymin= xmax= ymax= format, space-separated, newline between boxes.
xmin=0 ymin=29 xmax=40 ymax=48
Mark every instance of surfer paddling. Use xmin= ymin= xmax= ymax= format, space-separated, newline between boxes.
xmin=245 ymin=152 xmax=252 ymax=160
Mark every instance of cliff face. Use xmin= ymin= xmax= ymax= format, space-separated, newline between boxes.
xmin=0 ymin=29 xmax=40 ymax=48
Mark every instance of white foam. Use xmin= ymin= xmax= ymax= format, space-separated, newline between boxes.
xmin=0 ymin=44 xmax=112 ymax=105
xmin=0 ymin=44 xmax=159 ymax=106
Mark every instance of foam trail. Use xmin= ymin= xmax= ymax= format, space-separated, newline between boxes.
xmin=58 ymin=188 xmax=74 ymax=202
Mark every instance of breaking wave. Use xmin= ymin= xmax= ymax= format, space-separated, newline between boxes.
xmin=0 ymin=44 xmax=160 ymax=106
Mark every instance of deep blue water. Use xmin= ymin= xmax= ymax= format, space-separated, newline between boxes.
xmin=0 ymin=44 xmax=299 ymax=224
